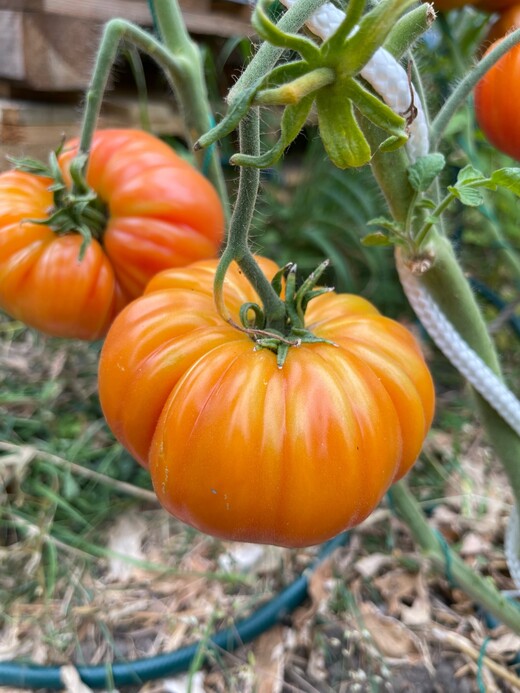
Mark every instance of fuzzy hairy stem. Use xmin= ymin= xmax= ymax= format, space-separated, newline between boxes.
xmin=214 ymin=110 xmax=286 ymax=330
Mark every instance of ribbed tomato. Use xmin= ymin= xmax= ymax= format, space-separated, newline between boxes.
xmin=474 ymin=40 xmax=520 ymax=160
xmin=98 ymin=258 xmax=435 ymax=548
xmin=0 ymin=129 xmax=224 ymax=339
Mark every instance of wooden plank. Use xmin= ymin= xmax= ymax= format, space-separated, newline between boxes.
xmin=0 ymin=0 xmax=252 ymax=33
xmin=0 ymin=95 xmax=184 ymax=170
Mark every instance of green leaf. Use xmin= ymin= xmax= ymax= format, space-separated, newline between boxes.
xmin=367 ymin=216 xmax=404 ymax=234
xmin=336 ymin=0 xmax=416 ymax=76
xmin=489 ymin=168 xmax=520 ymax=196
xmin=416 ymin=198 xmax=437 ymax=210
xmin=456 ymin=164 xmax=487 ymax=186
xmin=448 ymin=185 xmax=484 ymax=207
xmin=361 ymin=231 xmax=393 ymax=247
xmin=408 ymin=153 xmax=445 ymax=192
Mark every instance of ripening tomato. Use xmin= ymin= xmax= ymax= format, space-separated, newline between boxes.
xmin=474 ymin=40 xmax=520 ymax=160
xmin=485 ymin=4 xmax=520 ymax=43
xmin=428 ymin=0 xmax=519 ymax=11
xmin=0 ymin=129 xmax=224 ymax=339
xmin=98 ymin=258 xmax=435 ymax=548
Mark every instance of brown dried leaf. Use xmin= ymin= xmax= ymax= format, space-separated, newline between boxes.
xmin=60 ymin=666 xmax=94 ymax=693
xmin=373 ymin=569 xmax=419 ymax=616
xmin=485 ymin=632 xmax=520 ymax=658
xmin=354 ymin=553 xmax=392 ymax=579
xmin=459 ymin=532 xmax=492 ymax=557
xmin=359 ymin=602 xmax=422 ymax=660
xmin=105 ymin=513 xmax=147 ymax=582
xmin=252 ymin=625 xmax=286 ymax=693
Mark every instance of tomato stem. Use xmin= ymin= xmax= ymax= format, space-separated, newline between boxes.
xmin=214 ymin=110 xmax=287 ymax=332
xmin=388 ymin=481 xmax=520 ymax=634
xmin=151 ymin=0 xmax=229 ymax=218
xmin=75 ymin=14 xmax=229 ymax=218
xmin=368 ymin=91 xmax=520 ymax=511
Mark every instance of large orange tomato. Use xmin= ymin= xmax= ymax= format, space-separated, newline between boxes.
xmin=0 ymin=129 xmax=224 ymax=339
xmin=474 ymin=40 xmax=520 ymax=159
xmin=428 ymin=0 xmax=519 ymax=11
xmin=98 ymin=258 xmax=435 ymax=547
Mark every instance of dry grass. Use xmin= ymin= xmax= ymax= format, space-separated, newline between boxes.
xmin=1 ymin=315 xmax=520 ymax=693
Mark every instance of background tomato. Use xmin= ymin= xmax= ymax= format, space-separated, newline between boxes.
xmin=485 ymin=4 xmax=520 ymax=43
xmin=0 ymin=129 xmax=224 ymax=339
xmin=474 ymin=40 xmax=520 ymax=160
xmin=98 ymin=258 xmax=435 ymax=548
xmin=428 ymin=0 xmax=519 ymax=11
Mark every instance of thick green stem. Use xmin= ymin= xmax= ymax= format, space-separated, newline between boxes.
xmin=78 ymin=12 xmax=228 ymax=215
xmin=414 ymin=192 xmax=454 ymax=247
xmin=364 ymin=121 xmax=416 ymax=224
xmin=388 ymin=481 xmax=520 ymax=634
xmin=124 ymin=45 xmax=152 ymax=132
xmin=370 ymin=116 xmax=520 ymax=504
xmin=151 ymin=0 xmax=229 ymax=217
xmin=214 ymin=110 xmax=286 ymax=330
xmin=431 ymin=27 xmax=520 ymax=148
xmin=78 ymin=20 xmax=184 ymax=158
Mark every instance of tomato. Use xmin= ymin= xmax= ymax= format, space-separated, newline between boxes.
xmin=485 ymin=4 xmax=520 ymax=43
xmin=474 ymin=40 xmax=520 ymax=160
xmin=428 ymin=0 xmax=519 ymax=11
xmin=0 ymin=129 xmax=224 ymax=339
xmin=98 ymin=258 xmax=435 ymax=548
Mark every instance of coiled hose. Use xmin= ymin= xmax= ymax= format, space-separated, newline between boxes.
xmin=0 ymin=532 xmax=350 ymax=689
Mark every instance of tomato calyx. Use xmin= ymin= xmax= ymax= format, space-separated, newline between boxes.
xmin=10 ymin=149 xmax=108 ymax=260
xmin=236 ymin=260 xmax=337 ymax=367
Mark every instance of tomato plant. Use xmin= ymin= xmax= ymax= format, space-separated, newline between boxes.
xmin=474 ymin=40 xmax=520 ymax=159
xmin=98 ymin=257 xmax=435 ymax=547
xmin=0 ymin=129 xmax=225 ymax=340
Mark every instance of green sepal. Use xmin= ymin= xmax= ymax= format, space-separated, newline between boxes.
xmin=344 ymin=77 xmax=408 ymax=146
xmin=263 ymin=60 xmax=310 ymax=89
xmin=336 ymin=0 xmax=416 ymax=77
xmin=252 ymin=0 xmax=320 ymax=63
xmin=383 ymin=3 xmax=434 ymax=60
xmin=231 ymin=94 xmax=314 ymax=168
xmin=316 ymin=85 xmax=371 ymax=169
xmin=195 ymin=80 xmax=262 ymax=150
xmin=255 ymin=67 xmax=335 ymax=106
xmin=298 ymin=287 xmax=334 ymax=314
xmin=321 ymin=0 xmax=366 ymax=57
